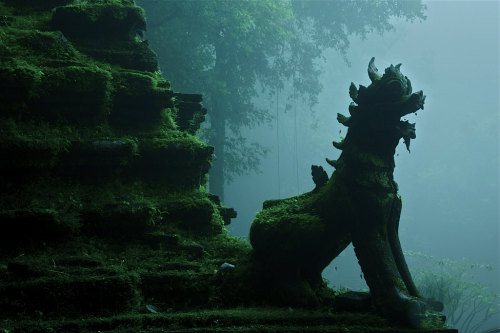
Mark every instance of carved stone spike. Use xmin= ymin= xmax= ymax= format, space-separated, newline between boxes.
xmin=367 ymin=57 xmax=383 ymax=82
xmin=311 ymin=165 xmax=329 ymax=193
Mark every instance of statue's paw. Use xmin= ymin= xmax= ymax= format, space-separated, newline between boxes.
xmin=406 ymin=299 xmax=447 ymax=329
xmin=424 ymin=297 xmax=444 ymax=312
xmin=408 ymin=298 xmax=427 ymax=316
xmin=375 ymin=291 xmax=429 ymax=328
xmin=398 ymin=299 xmax=428 ymax=329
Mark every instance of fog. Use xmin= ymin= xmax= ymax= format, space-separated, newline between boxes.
xmin=223 ymin=1 xmax=499 ymax=330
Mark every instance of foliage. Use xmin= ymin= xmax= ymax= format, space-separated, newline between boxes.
xmin=136 ymin=0 xmax=427 ymax=200
xmin=405 ymin=250 xmax=499 ymax=332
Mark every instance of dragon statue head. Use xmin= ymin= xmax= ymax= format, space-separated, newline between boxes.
xmin=334 ymin=57 xmax=426 ymax=155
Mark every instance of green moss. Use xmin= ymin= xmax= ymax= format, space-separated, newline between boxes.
xmin=0 ymin=118 xmax=72 ymax=167
xmin=119 ymin=70 xmax=170 ymax=94
xmin=51 ymin=0 xmax=146 ymax=40
xmin=0 ymin=3 xmax=450 ymax=332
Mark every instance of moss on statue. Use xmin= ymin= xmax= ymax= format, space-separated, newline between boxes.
xmin=249 ymin=58 xmax=445 ymax=329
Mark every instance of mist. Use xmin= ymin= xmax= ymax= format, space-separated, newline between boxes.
xmin=223 ymin=1 xmax=499 ymax=330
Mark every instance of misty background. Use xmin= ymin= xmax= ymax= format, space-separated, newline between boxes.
xmin=222 ymin=1 xmax=499 ymax=330
xmin=138 ymin=0 xmax=499 ymax=331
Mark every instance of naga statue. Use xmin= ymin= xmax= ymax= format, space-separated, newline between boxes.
xmin=249 ymin=58 xmax=443 ymax=326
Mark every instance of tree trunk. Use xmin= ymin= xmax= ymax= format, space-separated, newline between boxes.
xmin=208 ymin=96 xmax=225 ymax=202
xmin=207 ymin=40 xmax=230 ymax=202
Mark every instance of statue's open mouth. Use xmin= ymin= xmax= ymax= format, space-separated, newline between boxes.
xmin=343 ymin=57 xmax=425 ymax=153
xmin=396 ymin=120 xmax=416 ymax=152
xmin=394 ymin=90 xmax=426 ymax=118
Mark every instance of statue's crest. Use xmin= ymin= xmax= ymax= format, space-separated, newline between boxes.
xmin=336 ymin=57 xmax=426 ymax=153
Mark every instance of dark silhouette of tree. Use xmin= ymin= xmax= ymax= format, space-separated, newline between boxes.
xmin=137 ymin=0 xmax=426 ymax=202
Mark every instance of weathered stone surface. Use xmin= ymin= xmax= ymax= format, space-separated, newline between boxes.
xmin=51 ymin=1 xmax=147 ymax=40
xmin=0 ymin=0 xmax=216 ymax=248
xmin=51 ymin=1 xmax=158 ymax=71
xmin=335 ymin=291 xmax=373 ymax=313
xmin=174 ymin=92 xmax=208 ymax=134
xmin=2 ymin=0 xmax=73 ymax=10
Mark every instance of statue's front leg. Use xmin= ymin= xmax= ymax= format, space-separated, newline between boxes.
xmin=350 ymin=191 xmax=428 ymax=327
xmin=387 ymin=196 xmax=419 ymax=297
xmin=388 ymin=196 xmax=444 ymax=312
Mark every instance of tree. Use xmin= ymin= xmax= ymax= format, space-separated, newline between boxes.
xmin=136 ymin=0 xmax=427 ymax=202
xmin=405 ymin=251 xmax=500 ymax=332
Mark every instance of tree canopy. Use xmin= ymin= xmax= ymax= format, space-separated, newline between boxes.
xmin=136 ymin=0 xmax=427 ymax=201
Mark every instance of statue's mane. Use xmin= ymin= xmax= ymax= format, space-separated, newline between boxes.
xmin=330 ymin=57 xmax=425 ymax=156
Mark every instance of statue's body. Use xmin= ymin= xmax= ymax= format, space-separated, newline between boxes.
xmin=250 ymin=58 xmax=442 ymax=326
